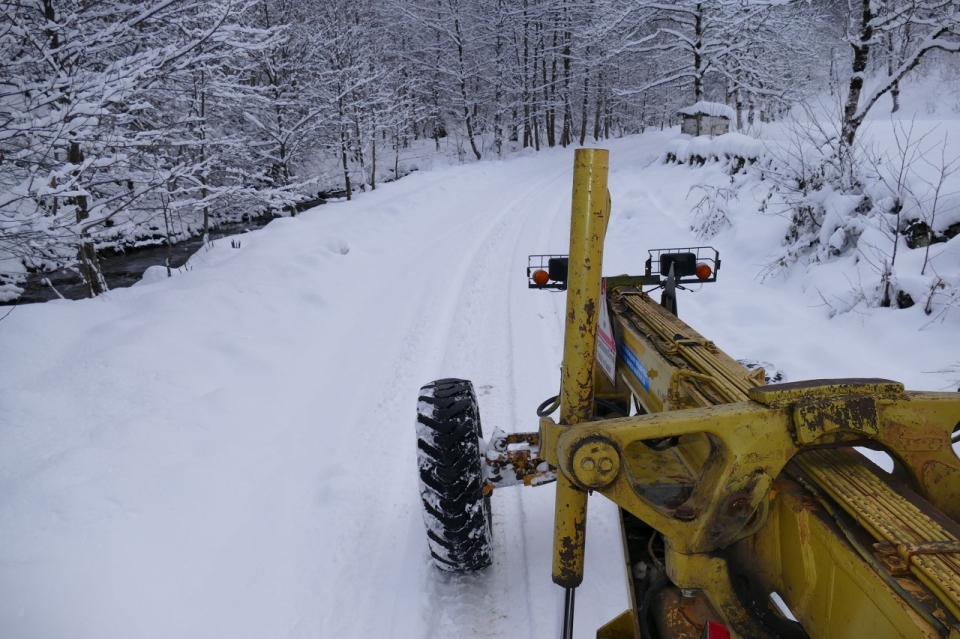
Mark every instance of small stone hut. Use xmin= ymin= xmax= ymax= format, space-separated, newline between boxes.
xmin=678 ymin=101 xmax=735 ymax=136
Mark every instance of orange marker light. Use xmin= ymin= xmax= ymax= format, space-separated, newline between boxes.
xmin=696 ymin=263 xmax=712 ymax=280
xmin=533 ymin=269 xmax=550 ymax=286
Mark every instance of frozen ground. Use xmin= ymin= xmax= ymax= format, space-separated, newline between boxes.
xmin=1 ymin=124 xmax=959 ymax=639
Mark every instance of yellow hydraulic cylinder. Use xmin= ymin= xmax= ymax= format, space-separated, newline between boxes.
xmin=552 ymin=148 xmax=611 ymax=590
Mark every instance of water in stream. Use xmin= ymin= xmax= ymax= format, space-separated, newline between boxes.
xmin=7 ymin=218 xmax=276 ymax=305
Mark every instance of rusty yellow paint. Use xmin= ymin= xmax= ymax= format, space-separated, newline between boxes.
xmin=559 ymin=148 xmax=610 ymax=426
xmin=552 ymin=475 xmax=588 ymax=588
xmin=551 ymin=148 xmax=611 ymax=589
xmin=750 ymin=380 xmax=960 ymax=521
xmin=727 ymin=473 xmax=959 ymax=639
xmin=540 ymin=416 xmax=561 ymax=467
xmin=596 ymin=610 xmax=637 ymax=639
xmin=549 ymin=381 xmax=960 ymax=555
xmin=547 ymin=375 xmax=960 ymax=636
xmin=546 ymin=401 xmax=794 ymax=553
xmin=565 ymin=436 xmax=621 ymax=490
xmin=795 ymin=448 xmax=960 ymax=623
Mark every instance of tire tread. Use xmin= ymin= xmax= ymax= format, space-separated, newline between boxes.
xmin=415 ymin=379 xmax=492 ymax=572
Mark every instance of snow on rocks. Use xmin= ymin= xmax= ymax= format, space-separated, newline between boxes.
xmin=664 ymin=132 xmax=765 ymax=167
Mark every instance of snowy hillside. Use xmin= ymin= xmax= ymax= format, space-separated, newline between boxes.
xmin=2 ymin=127 xmax=959 ymax=639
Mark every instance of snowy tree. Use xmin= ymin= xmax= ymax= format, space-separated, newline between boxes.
xmin=841 ymin=0 xmax=960 ymax=147
xmin=0 ymin=0 xmax=275 ymax=295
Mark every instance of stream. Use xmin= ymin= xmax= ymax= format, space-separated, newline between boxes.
xmin=8 ymin=215 xmax=281 ymax=305
xmin=5 ymin=184 xmax=392 ymax=305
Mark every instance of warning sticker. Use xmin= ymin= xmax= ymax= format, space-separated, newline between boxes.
xmin=596 ymin=279 xmax=617 ymax=384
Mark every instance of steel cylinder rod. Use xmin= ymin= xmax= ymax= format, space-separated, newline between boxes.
xmin=551 ymin=148 xmax=611 ymax=636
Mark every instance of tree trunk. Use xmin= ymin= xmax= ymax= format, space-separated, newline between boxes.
xmin=394 ymin=124 xmax=401 ymax=180
xmin=579 ymin=53 xmax=590 ymax=145
xmin=493 ymin=0 xmax=505 ymax=156
xmin=199 ymin=86 xmax=211 ymax=234
xmin=887 ymin=32 xmax=902 ymax=113
xmin=593 ymin=69 xmax=604 ymax=140
xmin=339 ymin=96 xmax=352 ymax=201
xmin=841 ymin=0 xmax=873 ymax=148
xmin=78 ymin=240 xmax=107 ymax=297
xmin=560 ymin=16 xmax=572 ymax=148
xmin=352 ymin=103 xmax=367 ymax=188
xmin=371 ymin=130 xmax=377 ymax=190
xmin=693 ymin=4 xmax=704 ymax=102
xmin=735 ymin=88 xmax=743 ymax=131
xmin=454 ymin=16 xmax=481 ymax=160
xmin=541 ymin=23 xmax=555 ymax=148
xmin=68 ymin=141 xmax=106 ymax=297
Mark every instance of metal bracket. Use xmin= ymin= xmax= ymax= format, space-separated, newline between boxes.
xmin=873 ymin=540 xmax=960 ymax=576
xmin=748 ymin=378 xmax=903 ymax=446
xmin=875 ymin=540 xmax=960 ymax=561
xmin=482 ymin=429 xmax=555 ymax=493
xmin=540 ymin=380 xmax=960 ymax=554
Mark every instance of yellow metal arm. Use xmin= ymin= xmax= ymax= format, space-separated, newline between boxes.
xmin=543 ymin=380 xmax=960 ymax=555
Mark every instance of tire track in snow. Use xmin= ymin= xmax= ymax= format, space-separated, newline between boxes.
xmin=404 ymin=166 xmax=574 ymax=639
xmin=415 ymin=169 xmax=574 ymax=639
xmin=344 ymin=161 xmax=577 ymax=639
xmin=304 ymin=158 xmax=576 ymax=638
xmin=315 ymin=140 xmax=682 ymax=638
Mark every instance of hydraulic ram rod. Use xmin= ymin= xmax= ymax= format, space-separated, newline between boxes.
xmin=552 ymin=148 xmax=611 ymax=639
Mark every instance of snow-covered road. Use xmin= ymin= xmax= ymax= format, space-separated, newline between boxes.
xmin=0 ymin=140 xmax=647 ymax=639
xmin=2 ymin=131 xmax=958 ymax=639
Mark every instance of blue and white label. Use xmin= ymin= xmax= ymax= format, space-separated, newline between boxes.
xmin=619 ymin=344 xmax=650 ymax=392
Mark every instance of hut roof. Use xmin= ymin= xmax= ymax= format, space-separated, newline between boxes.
xmin=677 ymin=101 xmax=735 ymax=119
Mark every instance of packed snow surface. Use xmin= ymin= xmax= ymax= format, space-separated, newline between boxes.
xmin=2 ymin=129 xmax=959 ymax=639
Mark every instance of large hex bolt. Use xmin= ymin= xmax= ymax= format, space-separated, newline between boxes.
xmin=569 ymin=437 xmax=621 ymax=490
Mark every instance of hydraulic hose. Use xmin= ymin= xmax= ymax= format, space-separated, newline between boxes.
xmin=639 ymin=574 xmax=670 ymax=639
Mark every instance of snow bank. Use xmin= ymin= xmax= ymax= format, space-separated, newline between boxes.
xmin=664 ymin=132 xmax=766 ymax=166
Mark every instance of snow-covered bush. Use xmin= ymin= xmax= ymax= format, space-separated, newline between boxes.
xmin=751 ymin=109 xmax=960 ymax=319
xmin=689 ymin=184 xmax=737 ymax=240
xmin=664 ymin=133 xmax=766 ymax=172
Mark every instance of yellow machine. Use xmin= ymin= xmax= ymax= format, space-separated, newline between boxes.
xmin=414 ymin=149 xmax=960 ymax=639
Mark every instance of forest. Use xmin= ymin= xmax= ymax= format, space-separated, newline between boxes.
xmin=1 ymin=0 xmax=959 ymax=299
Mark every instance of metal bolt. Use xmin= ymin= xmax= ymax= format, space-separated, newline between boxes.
xmin=680 ymin=589 xmax=697 ymax=598
xmin=674 ymin=504 xmax=697 ymax=521
xmin=598 ymin=457 xmax=614 ymax=472
xmin=729 ymin=497 xmax=749 ymax=514
xmin=580 ymin=457 xmax=596 ymax=471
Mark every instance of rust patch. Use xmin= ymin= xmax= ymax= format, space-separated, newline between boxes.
xmin=558 ymin=535 xmax=577 ymax=563
xmin=584 ymin=299 xmax=596 ymax=326
xmin=555 ymin=525 xmax=586 ymax=587
xmin=793 ymin=394 xmax=880 ymax=444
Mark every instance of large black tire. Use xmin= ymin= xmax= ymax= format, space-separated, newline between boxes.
xmin=416 ymin=378 xmax=492 ymax=571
